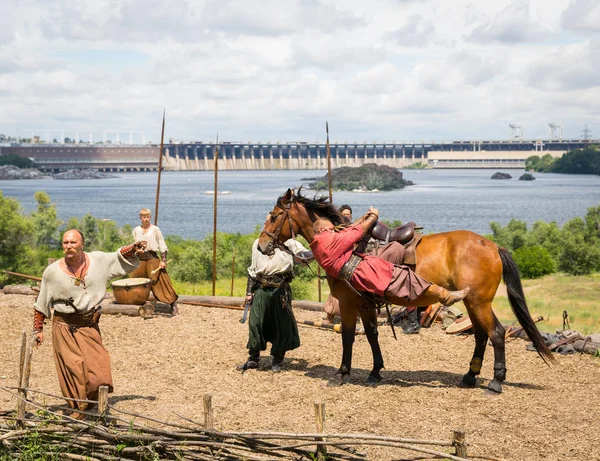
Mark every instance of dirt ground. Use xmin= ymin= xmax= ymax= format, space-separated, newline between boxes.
xmin=1 ymin=292 xmax=599 ymax=461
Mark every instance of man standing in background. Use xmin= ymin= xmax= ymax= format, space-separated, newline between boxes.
xmin=129 ymin=208 xmax=179 ymax=313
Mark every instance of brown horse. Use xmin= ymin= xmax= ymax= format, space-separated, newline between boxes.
xmin=257 ymin=188 xmax=554 ymax=393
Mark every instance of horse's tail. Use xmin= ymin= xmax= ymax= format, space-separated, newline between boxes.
xmin=498 ymin=247 xmax=556 ymax=364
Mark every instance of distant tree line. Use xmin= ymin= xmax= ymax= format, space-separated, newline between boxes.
xmin=487 ymin=206 xmax=600 ymax=278
xmin=526 ymin=145 xmax=600 ymax=175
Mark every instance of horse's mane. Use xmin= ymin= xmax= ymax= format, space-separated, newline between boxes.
xmin=276 ymin=187 xmax=345 ymax=226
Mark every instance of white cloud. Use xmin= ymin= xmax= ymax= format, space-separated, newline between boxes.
xmin=561 ymin=0 xmax=600 ymax=32
xmin=0 ymin=0 xmax=597 ymax=142
xmin=466 ymin=0 xmax=550 ymax=44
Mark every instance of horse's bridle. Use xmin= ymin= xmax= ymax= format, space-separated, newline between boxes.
xmin=260 ymin=202 xmax=297 ymax=254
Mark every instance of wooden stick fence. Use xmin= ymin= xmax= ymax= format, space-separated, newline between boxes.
xmin=3 ymin=330 xmax=481 ymax=460
xmin=2 ymin=385 xmax=473 ymax=460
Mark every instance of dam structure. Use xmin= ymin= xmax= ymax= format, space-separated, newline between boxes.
xmin=0 ymin=139 xmax=595 ymax=172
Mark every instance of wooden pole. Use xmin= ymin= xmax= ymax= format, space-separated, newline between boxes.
xmin=204 ymin=393 xmax=214 ymax=430
xmin=326 ymin=121 xmax=333 ymax=203
xmin=154 ymin=110 xmax=166 ymax=225
xmin=317 ymin=121 xmax=334 ymax=304
xmin=453 ymin=429 xmax=467 ymax=458
xmin=98 ymin=385 xmax=109 ymax=420
xmin=211 ymin=135 xmax=219 ymax=297
xmin=3 ymin=270 xmax=42 ymax=282
xmin=314 ymin=401 xmax=327 ymax=460
xmin=230 ymin=246 xmax=236 ymax=297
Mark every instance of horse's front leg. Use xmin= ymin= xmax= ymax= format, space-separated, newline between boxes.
xmin=359 ymin=308 xmax=384 ymax=385
xmin=328 ymin=302 xmax=358 ymax=387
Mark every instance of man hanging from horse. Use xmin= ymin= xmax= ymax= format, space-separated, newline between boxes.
xmin=323 ymin=204 xmax=423 ymax=334
xmin=310 ymin=207 xmax=470 ymax=311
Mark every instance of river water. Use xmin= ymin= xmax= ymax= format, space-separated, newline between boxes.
xmin=1 ymin=169 xmax=599 ymax=240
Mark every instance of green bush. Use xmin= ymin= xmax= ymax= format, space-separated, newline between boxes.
xmin=489 ymin=219 xmax=528 ymax=251
xmin=558 ymin=234 xmax=600 ymax=276
xmin=513 ymin=246 xmax=555 ymax=278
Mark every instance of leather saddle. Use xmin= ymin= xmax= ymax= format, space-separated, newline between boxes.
xmin=371 ymin=221 xmax=415 ymax=245
xmin=369 ymin=221 xmax=422 ymax=266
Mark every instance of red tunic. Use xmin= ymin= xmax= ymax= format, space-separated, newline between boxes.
xmin=310 ymin=225 xmax=394 ymax=296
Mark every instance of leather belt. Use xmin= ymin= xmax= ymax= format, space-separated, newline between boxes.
xmin=53 ymin=309 xmax=98 ymax=327
xmin=338 ymin=253 xmax=362 ymax=282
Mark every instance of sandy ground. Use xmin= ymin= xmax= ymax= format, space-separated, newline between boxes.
xmin=1 ymin=292 xmax=599 ymax=461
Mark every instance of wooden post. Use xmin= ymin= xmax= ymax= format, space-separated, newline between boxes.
xmin=314 ymin=401 xmax=327 ymax=460
xmin=17 ymin=331 xmax=34 ymax=427
xmin=204 ymin=393 xmax=214 ymax=430
xmin=230 ymin=246 xmax=236 ymax=297
xmin=98 ymin=385 xmax=109 ymax=420
xmin=453 ymin=429 xmax=467 ymax=458
xmin=317 ymin=266 xmax=322 ymax=302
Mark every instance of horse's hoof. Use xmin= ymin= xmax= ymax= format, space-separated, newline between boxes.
xmin=460 ymin=374 xmax=477 ymax=388
xmin=366 ymin=374 xmax=382 ymax=386
xmin=328 ymin=374 xmax=349 ymax=387
xmin=486 ymin=380 xmax=503 ymax=394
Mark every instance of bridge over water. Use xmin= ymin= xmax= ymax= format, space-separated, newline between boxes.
xmin=1 ymin=139 xmax=594 ymax=172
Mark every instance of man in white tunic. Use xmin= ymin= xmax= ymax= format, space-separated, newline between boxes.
xmin=33 ymin=229 xmax=144 ymax=419
xmin=129 ymin=208 xmax=178 ymax=312
xmin=238 ymin=229 xmax=313 ymax=373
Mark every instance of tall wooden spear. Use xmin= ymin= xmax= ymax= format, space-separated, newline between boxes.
xmin=326 ymin=121 xmax=333 ymax=203
xmin=211 ymin=134 xmax=219 ymax=296
xmin=154 ymin=110 xmax=166 ymax=225
xmin=317 ymin=121 xmax=334 ymax=303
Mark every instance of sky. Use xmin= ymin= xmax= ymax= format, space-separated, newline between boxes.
xmin=1 ymin=0 xmax=599 ymax=144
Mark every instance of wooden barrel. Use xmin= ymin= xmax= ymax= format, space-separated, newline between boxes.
xmin=111 ymin=278 xmax=151 ymax=305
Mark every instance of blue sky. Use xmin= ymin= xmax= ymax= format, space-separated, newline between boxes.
xmin=1 ymin=0 xmax=598 ymax=144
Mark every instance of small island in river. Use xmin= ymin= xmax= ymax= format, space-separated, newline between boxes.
xmin=308 ymin=163 xmax=413 ymax=192
xmin=0 ymin=165 xmax=118 ymax=180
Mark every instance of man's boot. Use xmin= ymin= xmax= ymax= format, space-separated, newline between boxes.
xmin=236 ymin=353 xmax=260 ymax=372
xmin=412 ymin=285 xmax=470 ymax=307
xmin=271 ymin=355 xmax=284 ymax=373
xmin=401 ymin=308 xmax=421 ymax=334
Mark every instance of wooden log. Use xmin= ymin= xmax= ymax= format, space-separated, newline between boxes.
xmin=99 ymin=302 xmax=144 ymax=317
xmin=177 ymin=295 xmax=326 ymax=313
xmin=300 ymin=320 xmax=365 ymax=335
xmin=453 ymin=429 xmax=467 ymax=458
xmin=178 ymin=301 xmax=244 ymax=311
xmin=176 ymin=295 xmax=389 ymax=316
xmin=314 ymin=401 xmax=327 ymax=460
xmin=3 ymin=285 xmax=40 ymax=296
xmin=573 ymin=339 xmax=600 ymax=355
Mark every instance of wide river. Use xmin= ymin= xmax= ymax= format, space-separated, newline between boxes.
xmin=1 ymin=169 xmax=599 ymax=240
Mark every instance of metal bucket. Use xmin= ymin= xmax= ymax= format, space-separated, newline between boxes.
xmin=111 ymin=278 xmax=152 ymax=305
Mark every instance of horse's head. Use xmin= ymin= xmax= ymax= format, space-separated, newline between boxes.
xmin=257 ymin=187 xmax=345 ymax=254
